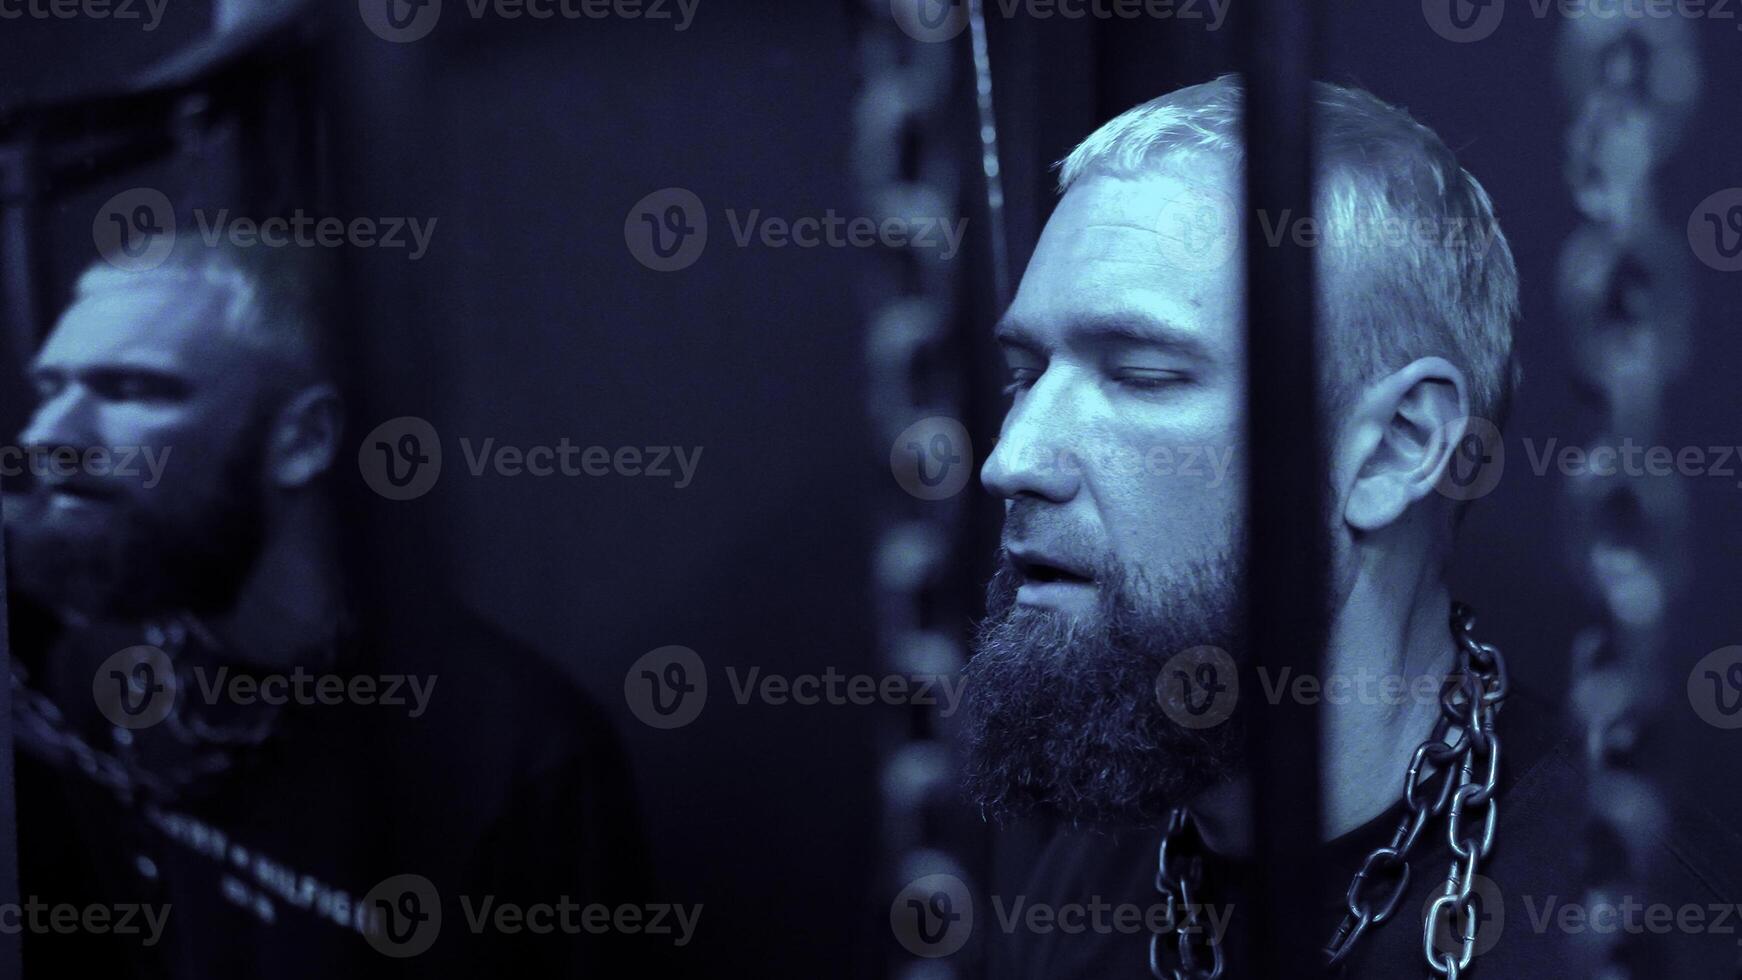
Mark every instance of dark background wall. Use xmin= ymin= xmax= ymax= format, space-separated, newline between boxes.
xmin=3 ymin=3 xmax=1738 ymax=977
xmin=321 ymin=8 xmax=881 ymax=977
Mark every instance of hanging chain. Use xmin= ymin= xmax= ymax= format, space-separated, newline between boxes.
xmin=1417 ymin=604 xmax=1507 ymax=979
xmin=1332 ymin=601 xmax=1508 ymax=977
xmin=10 ymin=613 xmax=288 ymax=807
xmin=1149 ymin=807 xmax=1225 ymax=980
xmin=1151 ymin=602 xmax=1506 ymax=979
xmin=10 ymin=664 xmax=170 ymax=804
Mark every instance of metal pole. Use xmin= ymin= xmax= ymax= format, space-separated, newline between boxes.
xmin=1237 ymin=1 xmax=1327 ymax=975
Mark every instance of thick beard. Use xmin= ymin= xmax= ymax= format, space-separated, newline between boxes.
xmin=7 ymin=417 xmax=270 ymax=623
xmin=960 ymin=547 xmax=1247 ymax=829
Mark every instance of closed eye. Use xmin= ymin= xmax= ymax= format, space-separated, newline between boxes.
xmin=1113 ymin=369 xmax=1190 ymax=392
xmin=1002 ymin=367 xmax=1041 ymax=398
xmin=83 ymin=369 xmax=191 ymax=404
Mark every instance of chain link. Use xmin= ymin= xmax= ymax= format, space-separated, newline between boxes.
xmin=1149 ymin=807 xmax=1225 ymax=980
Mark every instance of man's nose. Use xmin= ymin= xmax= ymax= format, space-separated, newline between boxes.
xmin=20 ymin=386 xmax=94 ymax=452
xmin=981 ymin=374 xmax=1082 ymax=504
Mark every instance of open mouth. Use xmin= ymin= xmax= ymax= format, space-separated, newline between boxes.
xmin=1010 ymin=551 xmax=1096 ymax=587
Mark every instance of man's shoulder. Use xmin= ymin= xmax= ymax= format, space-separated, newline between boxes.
xmin=360 ymin=596 xmax=628 ymax=772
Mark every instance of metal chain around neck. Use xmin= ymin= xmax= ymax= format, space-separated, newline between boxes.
xmin=1149 ymin=807 xmax=1225 ymax=980
xmin=10 ymin=612 xmax=291 ymax=808
xmin=1149 ymin=602 xmax=1508 ymax=980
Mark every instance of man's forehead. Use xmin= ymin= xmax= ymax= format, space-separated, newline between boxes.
xmin=1003 ymin=170 xmax=1244 ymax=355
xmin=37 ymin=280 xmax=233 ymax=373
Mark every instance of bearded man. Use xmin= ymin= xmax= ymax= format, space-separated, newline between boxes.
xmin=961 ymin=75 xmax=1738 ymax=978
xmin=5 ymin=237 xmax=648 ymax=978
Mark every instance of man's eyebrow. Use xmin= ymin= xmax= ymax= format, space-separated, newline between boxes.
xmin=995 ymin=312 xmax=1210 ymax=359
xmin=27 ymin=363 xmax=189 ymax=389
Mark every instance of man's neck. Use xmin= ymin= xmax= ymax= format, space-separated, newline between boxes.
xmin=210 ymin=499 xmax=341 ymax=670
xmin=1188 ymin=568 xmax=1456 ymax=856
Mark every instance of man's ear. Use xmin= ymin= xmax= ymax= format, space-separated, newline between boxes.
xmin=1338 ymin=357 xmax=1469 ymax=533
xmin=265 ymin=384 xmax=344 ymax=489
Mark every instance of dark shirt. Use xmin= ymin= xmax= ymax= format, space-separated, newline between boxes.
xmin=14 ymin=594 xmax=652 ymax=979
xmin=993 ymin=686 xmax=1742 ymax=978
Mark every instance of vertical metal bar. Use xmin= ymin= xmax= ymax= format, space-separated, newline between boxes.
xmin=0 ymin=142 xmax=43 ymax=360
xmin=0 ymin=475 xmax=20 ymax=980
xmin=1237 ymin=2 xmax=1327 ymax=976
